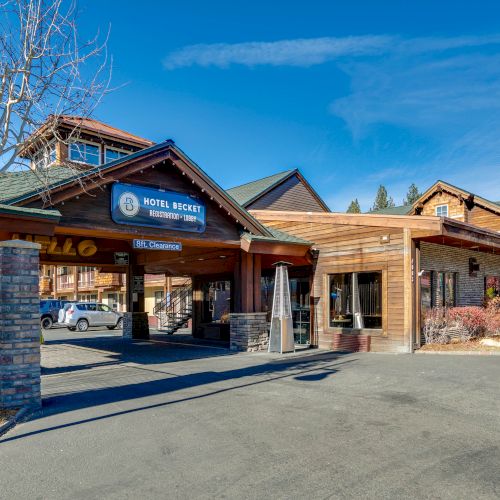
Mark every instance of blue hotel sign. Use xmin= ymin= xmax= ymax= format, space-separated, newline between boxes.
xmin=111 ymin=183 xmax=206 ymax=233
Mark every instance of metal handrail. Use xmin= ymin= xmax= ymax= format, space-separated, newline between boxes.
xmin=153 ymin=279 xmax=192 ymax=331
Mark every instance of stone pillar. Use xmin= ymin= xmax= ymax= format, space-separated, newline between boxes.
xmin=123 ymin=312 xmax=149 ymax=340
xmin=0 ymin=240 xmax=41 ymax=410
xmin=229 ymin=312 xmax=269 ymax=352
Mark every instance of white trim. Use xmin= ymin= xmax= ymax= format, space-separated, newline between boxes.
xmin=435 ymin=204 xmax=449 ymax=217
xmin=69 ymin=139 xmax=101 ymax=166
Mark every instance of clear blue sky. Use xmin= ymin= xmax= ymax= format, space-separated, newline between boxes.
xmin=78 ymin=0 xmax=500 ymax=211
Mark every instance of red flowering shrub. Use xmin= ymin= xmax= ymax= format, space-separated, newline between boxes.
xmin=423 ymin=306 xmax=500 ymax=345
xmin=447 ymin=307 xmax=499 ymax=337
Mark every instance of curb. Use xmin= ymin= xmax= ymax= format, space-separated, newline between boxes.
xmin=0 ymin=407 xmax=34 ymax=438
xmin=416 ymin=350 xmax=500 ymax=356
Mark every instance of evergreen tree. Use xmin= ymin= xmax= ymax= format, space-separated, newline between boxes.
xmin=403 ymin=183 xmax=421 ymax=206
xmin=346 ymin=199 xmax=361 ymax=213
xmin=372 ymin=185 xmax=395 ymax=211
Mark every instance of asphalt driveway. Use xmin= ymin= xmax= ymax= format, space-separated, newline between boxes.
xmin=1 ymin=335 xmax=499 ymax=499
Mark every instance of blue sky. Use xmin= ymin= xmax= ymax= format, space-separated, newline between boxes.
xmin=79 ymin=0 xmax=500 ymax=211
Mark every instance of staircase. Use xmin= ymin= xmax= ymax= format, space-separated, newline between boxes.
xmin=153 ymin=280 xmax=192 ymax=334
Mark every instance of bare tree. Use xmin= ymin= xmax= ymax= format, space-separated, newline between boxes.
xmin=0 ymin=0 xmax=111 ymax=177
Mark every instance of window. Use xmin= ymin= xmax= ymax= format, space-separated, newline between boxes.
xmin=78 ymin=293 xmax=98 ymax=302
xmin=437 ymin=272 xmax=457 ymax=307
xmin=69 ymin=141 xmax=100 ymax=165
xmin=435 ymin=204 xmax=448 ymax=217
xmin=154 ymin=290 xmax=164 ymax=305
xmin=329 ymin=272 xmax=382 ymax=329
xmin=98 ymin=304 xmax=112 ymax=312
xmin=105 ymin=147 xmax=130 ymax=163
xmin=31 ymin=141 xmax=56 ymax=169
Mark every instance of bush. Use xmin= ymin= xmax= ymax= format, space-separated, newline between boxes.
xmin=423 ymin=306 xmax=500 ymax=345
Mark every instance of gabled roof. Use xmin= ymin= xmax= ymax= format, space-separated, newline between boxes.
xmin=226 ymin=170 xmax=295 ymax=206
xmin=18 ymin=115 xmax=154 ymax=157
xmin=56 ymin=115 xmax=154 ymax=147
xmin=1 ymin=140 xmax=273 ymax=237
xmin=412 ymin=180 xmax=500 ymax=214
xmin=226 ymin=168 xmax=330 ymax=211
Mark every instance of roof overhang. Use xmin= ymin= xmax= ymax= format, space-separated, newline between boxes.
xmin=12 ymin=141 xmax=272 ymax=238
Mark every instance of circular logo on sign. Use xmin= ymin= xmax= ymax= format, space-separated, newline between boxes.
xmin=118 ymin=192 xmax=140 ymax=217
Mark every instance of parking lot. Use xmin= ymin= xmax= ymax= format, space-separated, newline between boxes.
xmin=1 ymin=334 xmax=499 ymax=499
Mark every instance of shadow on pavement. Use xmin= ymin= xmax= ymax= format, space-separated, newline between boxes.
xmin=3 ymin=350 xmax=355 ymax=444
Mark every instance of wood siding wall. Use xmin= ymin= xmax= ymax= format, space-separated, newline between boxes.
xmin=28 ymin=165 xmax=242 ymax=244
xmin=468 ymin=206 xmax=500 ymax=232
xmin=259 ymin=219 xmax=410 ymax=353
xmin=247 ymin=175 xmax=327 ymax=212
xmin=420 ymin=192 xmax=467 ymax=221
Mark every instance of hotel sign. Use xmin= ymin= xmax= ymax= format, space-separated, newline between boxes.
xmin=111 ymin=183 xmax=206 ymax=233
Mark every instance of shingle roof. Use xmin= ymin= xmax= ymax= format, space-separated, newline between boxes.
xmin=367 ymin=205 xmax=411 ymax=215
xmin=57 ymin=115 xmax=154 ymax=146
xmin=226 ymin=170 xmax=295 ymax=206
xmin=242 ymin=225 xmax=311 ymax=245
xmin=0 ymin=202 xmax=60 ymax=219
xmin=0 ymin=167 xmax=76 ymax=203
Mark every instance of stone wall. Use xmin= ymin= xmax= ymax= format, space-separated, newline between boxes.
xmin=229 ymin=313 xmax=269 ymax=352
xmin=0 ymin=240 xmax=41 ymax=409
xmin=420 ymin=242 xmax=500 ymax=306
xmin=123 ymin=312 xmax=150 ymax=339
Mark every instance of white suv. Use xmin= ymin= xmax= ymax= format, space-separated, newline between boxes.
xmin=63 ymin=302 xmax=124 ymax=332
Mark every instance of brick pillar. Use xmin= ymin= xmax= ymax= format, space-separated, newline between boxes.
xmin=229 ymin=312 xmax=269 ymax=352
xmin=0 ymin=240 xmax=41 ymax=410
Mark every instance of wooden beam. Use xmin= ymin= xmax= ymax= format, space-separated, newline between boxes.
xmin=250 ymin=210 xmax=443 ymax=231
xmin=403 ymin=229 xmax=416 ymax=353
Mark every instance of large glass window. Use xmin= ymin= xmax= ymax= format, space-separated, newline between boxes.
xmin=31 ymin=141 xmax=56 ymax=169
xmin=329 ymin=272 xmax=382 ymax=329
xmin=69 ymin=141 xmax=100 ymax=165
xmin=437 ymin=272 xmax=457 ymax=307
xmin=105 ymin=147 xmax=130 ymax=163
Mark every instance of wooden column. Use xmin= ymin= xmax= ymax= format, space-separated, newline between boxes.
xmin=240 ymin=251 xmax=254 ymax=313
xmin=253 ymin=254 xmax=262 ymax=313
xmin=403 ymin=229 xmax=416 ymax=353
xmin=53 ymin=265 xmax=58 ymax=296
xmin=72 ymin=266 xmax=78 ymax=301
xmin=127 ymin=256 xmax=145 ymax=312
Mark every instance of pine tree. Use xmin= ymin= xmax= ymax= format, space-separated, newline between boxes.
xmin=346 ymin=199 xmax=361 ymax=213
xmin=403 ymin=183 xmax=421 ymax=206
xmin=372 ymin=185 xmax=395 ymax=211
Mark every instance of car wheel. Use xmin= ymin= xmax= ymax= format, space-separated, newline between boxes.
xmin=76 ymin=319 xmax=89 ymax=332
xmin=116 ymin=318 xmax=124 ymax=329
xmin=41 ymin=316 xmax=53 ymax=330
xmin=67 ymin=327 xmax=76 ymax=332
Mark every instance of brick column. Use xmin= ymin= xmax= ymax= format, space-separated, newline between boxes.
xmin=229 ymin=312 xmax=269 ymax=352
xmin=0 ymin=240 xmax=41 ymax=410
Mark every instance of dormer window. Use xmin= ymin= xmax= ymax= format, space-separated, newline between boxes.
xmin=435 ymin=204 xmax=448 ymax=217
xmin=31 ymin=141 xmax=56 ymax=169
xmin=105 ymin=147 xmax=130 ymax=164
xmin=69 ymin=140 xmax=100 ymax=166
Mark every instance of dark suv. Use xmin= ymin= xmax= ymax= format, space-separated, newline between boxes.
xmin=40 ymin=299 xmax=71 ymax=330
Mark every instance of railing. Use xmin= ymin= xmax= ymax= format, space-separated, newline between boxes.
xmin=77 ymin=270 xmax=95 ymax=288
xmin=57 ymin=274 xmax=74 ymax=290
xmin=153 ymin=279 xmax=192 ymax=334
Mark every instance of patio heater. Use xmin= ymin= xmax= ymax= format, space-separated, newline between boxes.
xmin=268 ymin=261 xmax=295 ymax=354
xmin=352 ymin=272 xmax=364 ymax=329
